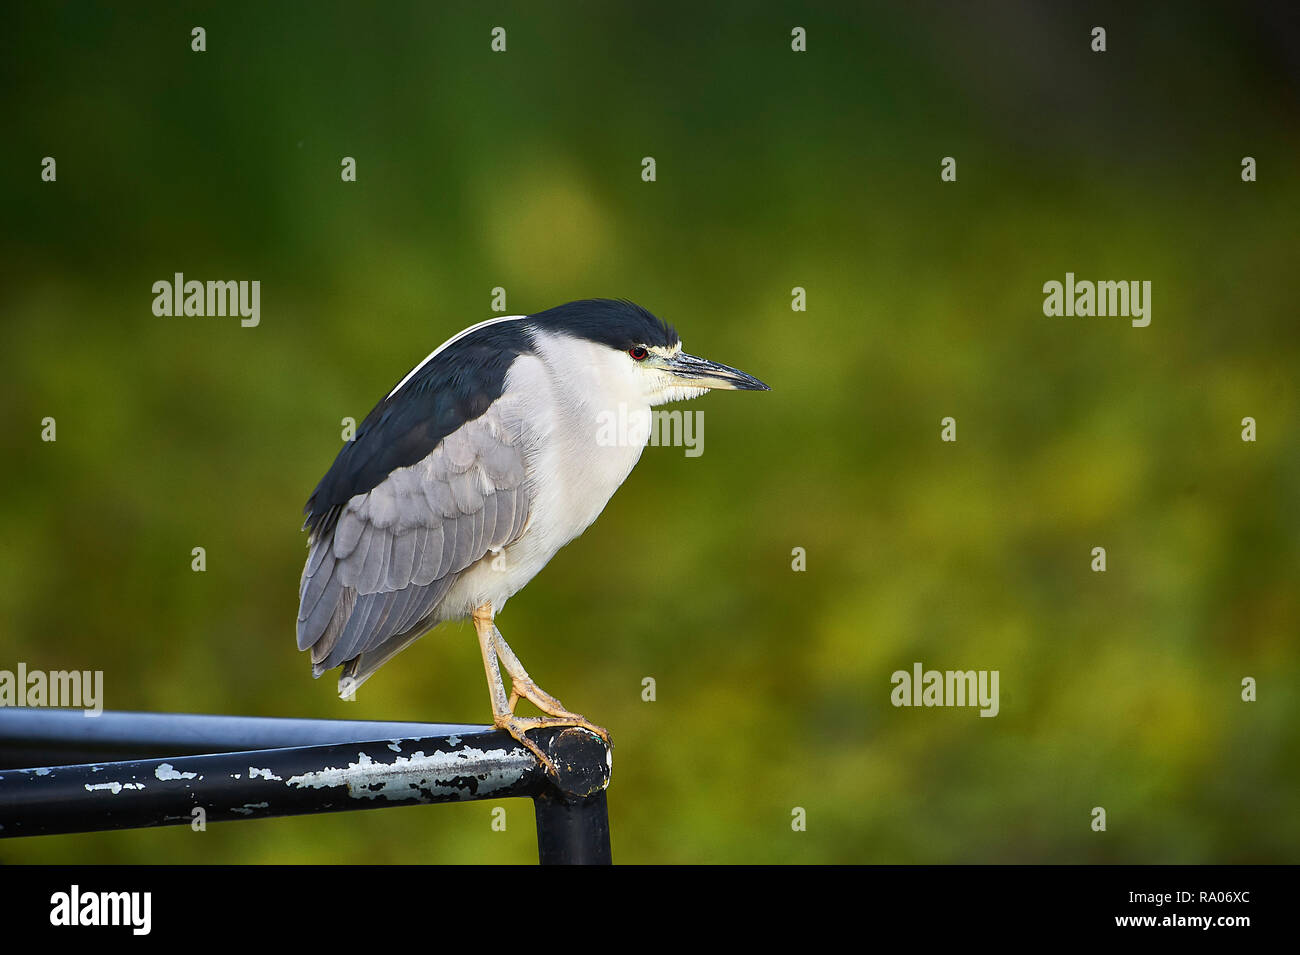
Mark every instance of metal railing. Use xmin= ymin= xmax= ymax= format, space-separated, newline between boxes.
xmin=0 ymin=709 xmax=612 ymax=864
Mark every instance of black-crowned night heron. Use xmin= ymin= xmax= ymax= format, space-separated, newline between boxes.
xmin=298 ymin=299 xmax=768 ymax=772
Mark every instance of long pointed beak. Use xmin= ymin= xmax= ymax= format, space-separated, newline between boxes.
xmin=659 ymin=351 xmax=771 ymax=391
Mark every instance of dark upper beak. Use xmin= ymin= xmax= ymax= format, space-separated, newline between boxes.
xmin=661 ymin=351 xmax=771 ymax=391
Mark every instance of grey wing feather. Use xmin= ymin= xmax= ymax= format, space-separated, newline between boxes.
xmin=296 ymin=401 xmax=532 ymax=682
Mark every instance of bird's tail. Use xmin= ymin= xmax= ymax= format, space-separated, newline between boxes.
xmin=336 ymin=627 xmax=434 ymax=698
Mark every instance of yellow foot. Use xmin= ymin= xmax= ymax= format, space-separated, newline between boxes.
xmin=494 ymin=713 xmax=611 ymax=776
xmin=507 ymin=682 xmax=610 ymax=744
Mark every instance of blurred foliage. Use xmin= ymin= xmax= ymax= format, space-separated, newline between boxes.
xmin=1 ymin=1 xmax=1297 ymax=863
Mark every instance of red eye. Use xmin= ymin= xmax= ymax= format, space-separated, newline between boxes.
xmin=629 ymin=346 xmax=649 ymax=361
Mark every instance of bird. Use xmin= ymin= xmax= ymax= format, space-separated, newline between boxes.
xmin=297 ymin=299 xmax=769 ymax=773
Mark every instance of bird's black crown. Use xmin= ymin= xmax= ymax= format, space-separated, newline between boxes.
xmin=528 ymin=299 xmax=678 ymax=350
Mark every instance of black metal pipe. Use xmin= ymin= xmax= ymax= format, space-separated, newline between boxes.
xmin=0 ymin=711 xmax=614 ymax=863
xmin=0 ymin=729 xmax=543 ymax=837
xmin=0 ymin=708 xmax=480 ymax=767
xmin=534 ymin=789 xmax=612 ymax=864
xmin=528 ymin=725 xmax=614 ymax=864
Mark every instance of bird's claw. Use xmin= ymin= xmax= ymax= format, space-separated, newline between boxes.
xmin=495 ymin=715 xmax=559 ymax=776
xmin=494 ymin=713 xmax=611 ymax=777
xmin=507 ymin=680 xmax=610 ymax=744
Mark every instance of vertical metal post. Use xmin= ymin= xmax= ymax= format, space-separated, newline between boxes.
xmin=534 ymin=789 xmax=612 ymax=865
xmin=528 ymin=725 xmax=613 ymax=864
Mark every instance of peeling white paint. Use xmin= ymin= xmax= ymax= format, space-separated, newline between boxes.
xmin=33 ymin=767 xmax=50 ymax=776
xmin=447 ymin=735 xmax=461 ymax=747
xmin=286 ymin=746 xmax=527 ymax=801
xmin=231 ymin=802 xmax=269 ymax=816
xmin=155 ymin=763 xmax=197 ymax=781
xmin=248 ymin=767 xmax=282 ymax=781
xmin=387 ymin=741 xmax=402 ymax=752
xmin=84 ymin=781 xmax=145 ymax=794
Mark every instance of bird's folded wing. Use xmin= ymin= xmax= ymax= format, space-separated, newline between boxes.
xmin=297 ymin=403 xmax=532 ymax=673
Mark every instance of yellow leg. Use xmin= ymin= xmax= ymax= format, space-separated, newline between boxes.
xmin=472 ymin=605 xmax=611 ymax=777
xmin=492 ymin=623 xmax=609 ymax=742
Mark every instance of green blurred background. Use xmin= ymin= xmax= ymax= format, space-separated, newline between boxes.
xmin=2 ymin=1 xmax=1297 ymax=863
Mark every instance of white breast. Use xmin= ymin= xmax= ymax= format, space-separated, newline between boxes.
xmin=437 ymin=338 xmax=650 ymax=618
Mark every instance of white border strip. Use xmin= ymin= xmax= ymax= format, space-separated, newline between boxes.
xmin=386 ymin=314 xmax=531 ymax=399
